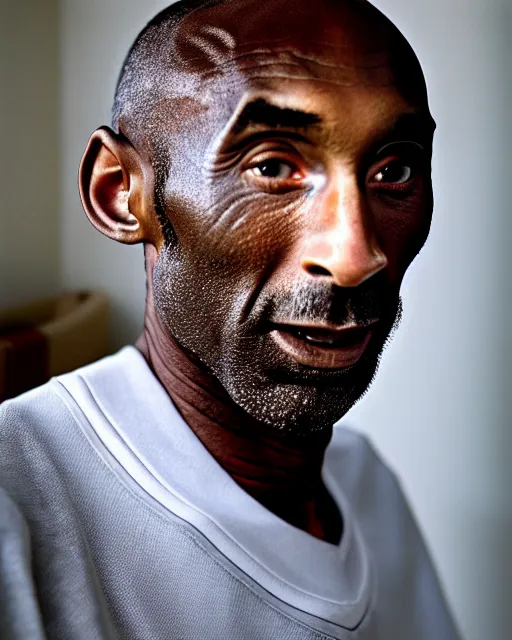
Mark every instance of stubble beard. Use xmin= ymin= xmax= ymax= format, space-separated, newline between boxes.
xmin=152 ymin=241 xmax=403 ymax=438
xmin=219 ymin=297 xmax=403 ymax=436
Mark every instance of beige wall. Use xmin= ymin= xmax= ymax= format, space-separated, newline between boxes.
xmin=0 ymin=0 xmax=60 ymax=309
xmin=59 ymin=0 xmax=167 ymax=350
xmin=349 ymin=2 xmax=512 ymax=638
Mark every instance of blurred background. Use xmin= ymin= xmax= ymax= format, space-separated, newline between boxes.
xmin=1 ymin=0 xmax=511 ymax=638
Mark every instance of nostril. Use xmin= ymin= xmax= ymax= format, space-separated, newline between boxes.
xmin=306 ymin=264 xmax=331 ymax=277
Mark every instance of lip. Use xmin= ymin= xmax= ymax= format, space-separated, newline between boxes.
xmin=270 ymin=322 xmax=377 ymax=369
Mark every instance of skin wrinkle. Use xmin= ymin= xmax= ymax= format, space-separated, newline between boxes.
xmin=205 ymin=36 xmax=404 ymax=52
xmin=210 ymin=47 xmax=392 ymax=69
xmin=197 ymin=58 xmax=398 ymax=87
xmin=199 ymin=52 xmax=393 ymax=74
xmin=221 ymin=74 xmax=395 ymax=87
xmin=175 ymin=35 xmax=396 ymax=64
xmin=230 ymin=198 xmax=302 ymax=234
xmin=81 ymin=0 xmax=435 ymax=544
xmin=206 ymin=187 xmax=304 ymax=237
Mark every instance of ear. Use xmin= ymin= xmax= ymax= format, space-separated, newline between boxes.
xmin=79 ymin=126 xmax=163 ymax=248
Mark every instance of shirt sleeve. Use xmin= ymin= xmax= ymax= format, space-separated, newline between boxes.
xmin=0 ymin=486 xmax=47 ymax=640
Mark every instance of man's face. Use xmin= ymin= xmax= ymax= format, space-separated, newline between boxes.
xmin=149 ymin=0 xmax=435 ymax=434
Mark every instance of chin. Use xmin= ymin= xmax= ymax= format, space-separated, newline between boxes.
xmin=211 ymin=315 xmax=394 ymax=436
xmin=221 ymin=351 xmax=382 ymax=437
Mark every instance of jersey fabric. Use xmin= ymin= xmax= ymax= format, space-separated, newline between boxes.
xmin=0 ymin=346 xmax=461 ymax=640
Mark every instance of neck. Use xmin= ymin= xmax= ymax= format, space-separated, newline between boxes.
xmin=136 ymin=256 xmax=342 ymax=543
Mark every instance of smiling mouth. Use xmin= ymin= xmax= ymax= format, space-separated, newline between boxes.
xmin=270 ymin=322 xmax=377 ymax=369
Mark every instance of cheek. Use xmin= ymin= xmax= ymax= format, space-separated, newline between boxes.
xmin=217 ymin=199 xmax=303 ymax=272
xmin=169 ymin=181 xmax=306 ymax=276
xmin=152 ymin=243 xmax=232 ymax=362
xmin=151 ymin=186 xmax=306 ymax=365
xmin=372 ymin=186 xmax=433 ymax=282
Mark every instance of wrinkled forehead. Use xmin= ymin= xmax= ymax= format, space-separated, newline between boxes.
xmin=126 ymin=0 xmax=430 ymax=161
xmin=169 ymin=0 xmax=424 ymax=100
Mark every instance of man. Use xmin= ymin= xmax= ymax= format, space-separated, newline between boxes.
xmin=0 ymin=0 xmax=461 ymax=638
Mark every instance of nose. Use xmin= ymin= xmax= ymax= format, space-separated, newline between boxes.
xmin=300 ymin=172 xmax=388 ymax=288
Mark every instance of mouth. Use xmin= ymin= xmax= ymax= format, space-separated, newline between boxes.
xmin=269 ymin=322 xmax=378 ymax=369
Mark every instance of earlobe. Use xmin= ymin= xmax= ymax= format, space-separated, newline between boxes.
xmin=79 ymin=126 xmax=158 ymax=246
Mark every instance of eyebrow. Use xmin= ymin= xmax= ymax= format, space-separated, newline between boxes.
xmin=374 ymin=112 xmax=437 ymax=150
xmin=227 ymin=98 xmax=436 ymax=154
xmin=231 ymin=98 xmax=322 ymax=135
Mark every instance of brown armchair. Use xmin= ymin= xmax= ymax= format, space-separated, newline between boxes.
xmin=0 ymin=291 xmax=109 ymax=402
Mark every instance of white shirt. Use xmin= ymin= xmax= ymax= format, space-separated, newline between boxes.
xmin=0 ymin=346 xmax=461 ymax=639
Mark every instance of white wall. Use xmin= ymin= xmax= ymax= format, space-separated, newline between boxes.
xmin=346 ymin=2 xmax=512 ymax=639
xmin=60 ymin=0 xmax=168 ymax=348
xmin=60 ymin=1 xmax=512 ymax=639
xmin=0 ymin=0 xmax=60 ymax=309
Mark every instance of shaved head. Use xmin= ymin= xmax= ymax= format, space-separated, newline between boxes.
xmin=113 ymin=0 xmax=429 ymax=240
xmin=113 ymin=0 xmax=427 ymax=135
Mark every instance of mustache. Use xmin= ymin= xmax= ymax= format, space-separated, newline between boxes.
xmin=260 ymin=276 xmax=399 ymax=328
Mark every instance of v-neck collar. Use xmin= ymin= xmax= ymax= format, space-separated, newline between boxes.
xmin=57 ymin=346 xmax=372 ymax=629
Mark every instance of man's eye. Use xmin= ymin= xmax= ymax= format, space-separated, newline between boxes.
xmin=250 ymin=160 xmax=298 ymax=180
xmin=373 ymin=161 xmax=413 ymax=184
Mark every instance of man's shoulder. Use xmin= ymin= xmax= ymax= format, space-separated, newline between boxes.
xmin=0 ymin=349 xmax=132 ymax=447
xmin=0 ymin=379 xmax=77 ymax=504
xmin=328 ymin=424 xmax=394 ymax=476
xmin=326 ymin=425 xmax=406 ymax=514
xmin=0 ymin=379 xmax=66 ymax=441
